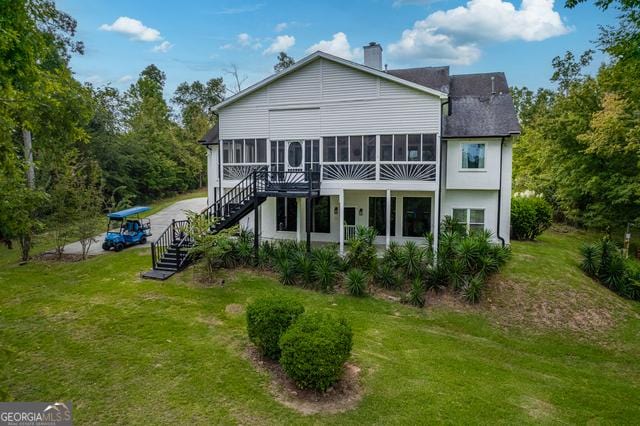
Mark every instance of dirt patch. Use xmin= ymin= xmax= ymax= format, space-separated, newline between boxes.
xmin=483 ymin=278 xmax=620 ymax=334
xmin=225 ymin=304 xmax=244 ymax=315
xmin=35 ymin=252 xmax=87 ymax=262
xmin=196 ymin=315 xmax=223 ymax=326
xmin=245 ymin=346 xmax=363 ymax=415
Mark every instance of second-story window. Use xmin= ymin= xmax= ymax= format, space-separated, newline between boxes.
xmin=222 ymin=139 xmax=267 ymax=163
xmin=461 ymin=143 xmax=485 ymax=169
xmin=322 ymin=135 xmax=376 ymax=162
xmin=381 ymin=134 xmax=437 ymax=162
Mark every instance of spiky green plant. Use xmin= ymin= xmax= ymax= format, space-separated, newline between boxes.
xmin=463 ymin=274 xmax=484 ymax=303
xmin=276 ymin=259 xmax=297 ymax=286
xmin=383 ymin=241 xmax=402 ymax=268
xmin=374 ymin=262 xmax=400 ymax=289
xmin=404 ymin=277 xmax=425 ymax=307
xmin=313 ymin=258 xmax=337 ymax=293
xmin=295 ymin=253 xmax=314 ymax=288
xmin=346 ymin=268 xmax=367 ymax=297
xmin=580 ymin=244 xmax=599 ymax=277
xmin=400 ymin=241 xmax=425 ymax=279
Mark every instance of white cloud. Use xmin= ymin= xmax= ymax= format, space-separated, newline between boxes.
xmin=99 ymin=17 xmax=162 ymax=42
xmin=152 ymin=41 xmax=173 ymax=53
xmin=274 ymin=22 xmax=288 ymax=32
xmin=306 ymin=32 xmax=361 ymax=61
xmin=222 ymin=33 xmax=262 ymax=50
xmin=388 ymin=0 xmax=570 ymax=65
xmin=264 ymin=35 xmax=295 ymax=54
xmin=117 ymin=75 xmax=133 ymax=83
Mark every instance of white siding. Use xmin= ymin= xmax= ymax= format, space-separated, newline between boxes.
xmin=441 ymin=189 xmax=500 ymax=241
xmin=269 ymin=108 xmax=321 ymax=139
xmin=446 ymin=138 xmax=502 ymax=190
xmin=268 ymin=60 xmax=321 ymax=104
xmin=218 ymin=57 xmax=442 ymax=141
xmin=321 ymin=60 xmax=378 ymax=100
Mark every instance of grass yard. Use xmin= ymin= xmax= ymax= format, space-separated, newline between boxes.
xmin=1 ymin=226 xmax=640 ymax=424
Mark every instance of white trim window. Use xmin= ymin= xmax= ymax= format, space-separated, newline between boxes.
xmin=452 ymin=208 xmax=485 ymax=233
xmin=380 ymin=134 xmax=436 ymax=162
xmin=461 ymin=143 xmax=485 ymax=169
xmin=222 ymin=139 xmax=267 ymax=164
xmin=322 ymin=135 xmax=376 ymax=162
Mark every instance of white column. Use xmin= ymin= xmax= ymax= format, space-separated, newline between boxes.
xmin=339 ymin=190 xmax=345 ymax=255
xmin=385 ymin=189 xmax=391 ymax=249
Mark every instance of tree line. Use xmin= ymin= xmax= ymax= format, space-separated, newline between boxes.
xmin=0 ymin=0 xmax=225 ymax=260
xmin=512 ymin=0 xmax=640 ymax=231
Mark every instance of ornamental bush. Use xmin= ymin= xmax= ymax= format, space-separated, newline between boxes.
xmin=511 ymin=195 xmax=553 ymax=240
xmin=279 ymin=313 xmax=353 ymax=391
xmin=246 ymin=297 xmax=304 ymax=360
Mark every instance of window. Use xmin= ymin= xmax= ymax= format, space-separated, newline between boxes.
xmin=311 ymin=196 xmax=330 ymax=233
xmin=380 ymin=135 xmax=393 ymax=161
xmin=422 ymin=134 xmax=436 ymax=161
xmin=408 ymin=134 xmax=421 ymax=161
xmin=349 ymin=136 xmax=362 ymax=162
xmin=223 ymin=139 xmax=267 ymax=163
xmin=403 ymin=197 xmax=431 ymax=237
xmin=337 ymin=136 xmax=349 ymax=161
xmin=305 ymin=139 xmax=320 ymax=172
xmin=323 ymin=137 xmax=336 ymax=162
xmin=461 ymin=143 xmax=485 ymax=169
xmin=234 ymin=140 xmax=244 ymax=163
xmin=365 ymin=135 xmax=376 ymax=161
xmin=393 ymin=135 xmax=406 ymax=161
xmin=223 ymin=140 xmax=232 ymax=163
xmin=288 ymin=141 xmax=302 ymax=168
xmin=257 ymin=139 xmax=267 ymax=162
xmin=245 ymin=139 xmax=255 ymax=162
xmin=369 ymin=197 xmax=396 ymax=236
xmin=452 ymin=208 xmax=485 ymax=234
xmin=276 ymin=198 xmax=297 ymax=232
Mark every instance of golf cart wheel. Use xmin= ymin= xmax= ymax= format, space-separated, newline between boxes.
xmin=114 ymin=243 xmax=124 ymax=252
xmin=101 ymin=242 xmax=110 ymax=251
xmin=139 ymin=237 xmax=147 ymax=245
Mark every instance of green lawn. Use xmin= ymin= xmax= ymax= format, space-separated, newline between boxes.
xmin=1 ymin=227 xmax=639 ymax=424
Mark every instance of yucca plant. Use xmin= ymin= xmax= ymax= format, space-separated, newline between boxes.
xmin=346 ymin=225 xmax=378 ymax=272
xmin=313 ymin=258 xmax=337 ymax=293
xmin=424 ymin=264 xmax=448 ymax=291
xmin=580 ymin=244 xmax=599 ymax=277
xmin=346 ymin=268 xmax=367 ymax=297
xmin=295 ymin=253 xmax=315 ymax=288
xmin=455 ymin=237 xmax=482 ymax=275
xmin=400 ymin=241 xmax=425 ymax=279
xmin=235 ymin=239 xmax=254 ymax=266
xmin=404 ymin=277 xmax=426 ymax=307
xmin=441 ymin=215 xmax=467 ymax=235
xmin=383 ymin=241 xmax=402 ymax=268
xmin=276 ymin=259 xmax=297 ymax=286
xmin=374 ymin=262 xmax=400 ymax=289
xmin=463 ymin=274 xmax=484 ymax=303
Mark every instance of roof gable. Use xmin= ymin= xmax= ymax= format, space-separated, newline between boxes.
xmin=213 ymin=51 xmax=448 ymax=111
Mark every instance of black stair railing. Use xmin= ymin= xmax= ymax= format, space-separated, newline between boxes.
xmin=149 ymin=169 xmax=321 ymax=271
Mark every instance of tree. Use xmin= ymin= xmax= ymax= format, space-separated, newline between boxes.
xmin=223 ymin=64 xmax=247 ymax=95
xmin=274 ymin=52 xmax=295 ymax=72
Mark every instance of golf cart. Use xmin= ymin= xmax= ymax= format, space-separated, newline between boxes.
xmin=102 ymin=206 xmax=152 ymax=252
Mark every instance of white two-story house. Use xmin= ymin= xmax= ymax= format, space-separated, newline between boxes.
xmin=200 ymin=43 xmax=519 ymax=254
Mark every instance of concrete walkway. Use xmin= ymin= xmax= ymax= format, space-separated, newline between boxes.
xmin=62 ymin=197 xmax=207 ymax=256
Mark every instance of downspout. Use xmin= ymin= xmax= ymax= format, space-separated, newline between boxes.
xmin=496 ymin=137 xmax=506 ymax=247
xmin=437 ymin=98 xmax=450 ymax=238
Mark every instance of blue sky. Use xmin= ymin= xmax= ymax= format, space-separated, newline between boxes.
xmin=59 ymin=0 xmax=616 ymax=96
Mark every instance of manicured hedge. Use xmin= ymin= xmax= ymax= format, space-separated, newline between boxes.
xmin=279 ymin=312 xmax=352 ymax=391
xmin=246 ymin=297 xmax=304 ymax=360
xmin=511 ymin=196 xmax=553 ymax=240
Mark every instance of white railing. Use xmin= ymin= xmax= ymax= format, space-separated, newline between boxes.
xmin=344 ymin=224 xmax=357 ymax=241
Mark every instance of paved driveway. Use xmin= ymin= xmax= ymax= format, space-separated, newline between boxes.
xmin=62 ymin=197 xmax=207 ymax=256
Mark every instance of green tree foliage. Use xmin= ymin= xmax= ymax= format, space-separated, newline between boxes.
xmin=513 ymin=0 xmax=640 ymax=229
xmin=273 ymin=52 xmax=295 ymax=72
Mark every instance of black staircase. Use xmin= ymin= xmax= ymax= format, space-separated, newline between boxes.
xmin=142 ymin=170 xmax=320 ymax=280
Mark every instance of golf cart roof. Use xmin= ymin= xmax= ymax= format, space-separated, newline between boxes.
xmin=108 ymin=206 xmax=150 ymax=219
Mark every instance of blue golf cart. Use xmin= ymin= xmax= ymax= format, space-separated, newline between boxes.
xmin=102 ymin=206 xmax=152 ymax=252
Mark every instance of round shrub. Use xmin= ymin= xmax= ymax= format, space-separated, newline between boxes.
xmin=246 ymin=297 xmax=304 ymax=360
xmin=511 ymin=195 xmax=552 ymax=240
xmin=279 ymin=313 xmax=353 ymax=391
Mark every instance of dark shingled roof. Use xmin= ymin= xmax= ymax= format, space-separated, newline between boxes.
xmin=387 ymin=66 xmax=450 ymax=94
xmin=199 ymin=123 xmax=219 ymax=145
xmin=387 ymin=68 xmax=520 ymax=137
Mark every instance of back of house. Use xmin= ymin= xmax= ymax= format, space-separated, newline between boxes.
xmin=201 ymin=42 xmax=520 ymax=252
